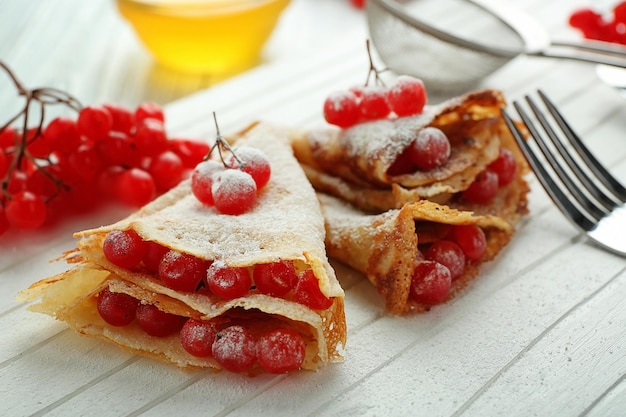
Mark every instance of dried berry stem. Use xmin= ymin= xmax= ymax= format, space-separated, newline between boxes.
xmin=363 ymin=39 xmax=388 ymax=87
xmin=205 ymin=112 xmax=245 ymax=169
xmin=0 ymin=60 xmax=82 ymax=202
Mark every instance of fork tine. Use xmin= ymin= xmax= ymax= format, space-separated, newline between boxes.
xmin=538 ymin=90 xmax=626 ymax=202
xmin=523 ymin=96 xmax=613 ymax=217
xmin=515 ymin=98 xmax=609 ymax=223
xmin=501 ymin=106 xmax=598 ymax=232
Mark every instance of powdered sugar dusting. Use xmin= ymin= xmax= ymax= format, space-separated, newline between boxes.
xmin=88 ymin=123 xmax=340 ymax=297
xmin=342 ymin=108 xmax=436 ymax=169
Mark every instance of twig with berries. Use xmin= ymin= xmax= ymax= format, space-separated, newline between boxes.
xmin=0 ymin=61 xmax=82 ymax=202
xmin=191 ymin=113 xmax=271 ymax=215
xmin=0 ymin=60 xmax=211 ymax=236
xmin=323 ymin=39 xmax=428 ymax=128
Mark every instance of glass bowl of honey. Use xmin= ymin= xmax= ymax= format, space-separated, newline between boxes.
xmin=117 ymin=0 xmax=291 ymax=75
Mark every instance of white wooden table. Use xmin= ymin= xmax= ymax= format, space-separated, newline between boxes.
xmin=2 ymin=1 xmax=626 ymax=416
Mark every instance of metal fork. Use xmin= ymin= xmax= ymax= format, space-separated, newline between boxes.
xmin=501 ymin=90 xmax=626 ymax=257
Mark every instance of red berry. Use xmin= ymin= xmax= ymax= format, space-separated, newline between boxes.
xmin=350 ymin=0 xmax=365 ymax=8
xmin=97 ymin=130 xmax=142 ymax=167
xmin=134 ymin=118 xmax=168 ymax=157
xmin=143 ymin=241 xmax=170 ymax=273
xmin=228 ymin=146 xmax=271 ymax=189
xmin=359 ymin=86 xmax=391 ymax=120
xmin=135 ymin=304 xmax=182 ymax=337
xmin=256 ymin=328 xmax=306 ymax=374
xmin=148 ymin=150 xmax=184 ymax=192
xmin=102 ymin=229 xmax=146 ymax=269
xmin=117 ymin=168 xmax=156 ymax=207
xmin=104 ymin=103 xmax=134 ymax=134
xmin=205 ymin=261 xmax=251 ymax=300
xmin=488 ymin=148 xmax=517 ymax=186
xmin=569 ymin=8 xmax=603 ymax=31
xmin=293 ymin=269 xmax=333 ymax=310
xmin=462 ymin=169 xmax=499 ymax=204
xmin=387 ymin=147 xmax=416 ymax=176
xmin=98 ymin=165 xmax=125 ymax=199
xmin=26 ymin=127 xmax=54 ymax=159
xmin=0 ymin=206 xmax=9 ymax=236
xmin=5 ymin=191 xmax=47 ymax=230
xmin=26 ymin=168 xmax=59 ymax=199
xmin=323 ymin=90 xmax=360 ymax=128
xmin=0 ymin=126 xmax=17 ymax=150
xmin=169 ymin=138 xmax=210 ymax=169
xmin=191 ymin=160 xmax=224 ymax=206
xmin=449 ymin=225 xmax=486 ymax=261
xmin=410 ymin=261 xmax=452 ymax=305
xmin=44 ymin=117 xmax=81 ymax=155
xmin=159 ymin=250 xmax=209 ymax=292
xmin=408 ymin=127 xmax=450 ymax=171
xmin=212 ymin=325 xmax=257 ymax=373
xmin=96 ymin=288 xmax=139 ymax=326
xmin=77 ymin=105 xmax=113 ymax=141
xmin=6 ymin=170 xmax=28 ymax=195
xmin=426 ymin=240 xmax=466 ymax=281
xmin=135 ymin=102 xmax=165 ymax=124
xmin=68 ymin=143 xmax=104 ymax=182
xmin=615 ymin=2 xmax=626 ymax=23
xmin=180 ymin=319 xmax=216 ymax=357
xmin=0 ymin=151 xmax=8 ymax=179
xmin=253 ymin=260 xmax=298 ymax=297
xmin=387 ymin=76 xmax=427 ymax=117
xmin=212 ymin=169 xmax=257 ymax=215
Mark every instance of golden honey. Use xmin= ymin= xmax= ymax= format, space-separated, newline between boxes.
xmin=117 ymin=0 xmax=290 ymax=75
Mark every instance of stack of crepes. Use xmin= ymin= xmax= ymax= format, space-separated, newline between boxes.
xmin=19 ymin=122 xmax=346 ymax=374
xmin=290 ymin=89 xmax=530 ymax=314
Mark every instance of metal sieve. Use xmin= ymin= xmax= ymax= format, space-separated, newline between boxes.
xmin=367 ymin=0 xmax=626 ymax=93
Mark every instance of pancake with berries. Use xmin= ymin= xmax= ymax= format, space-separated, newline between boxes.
xmin=318 ymin=193 xmax=513 ymax=314
xmin=19 ymin=122 xmax=346 ymax=375
xmin=291 ymin=88 xmax=529 ymax=225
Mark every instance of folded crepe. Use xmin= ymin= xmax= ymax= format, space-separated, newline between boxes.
xmin=291 ymin=89 xmax=529 ymax=224
xmin=318 ymin=193 xmax=513 ymax=314
xmin=19 ymin=122 xmax=346 ymax=375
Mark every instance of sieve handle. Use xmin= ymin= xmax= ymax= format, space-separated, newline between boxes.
xmin=532 ymin=40 xmax=626 ymax=69
xmin=472 ymin=0 xmax=626 ymax=68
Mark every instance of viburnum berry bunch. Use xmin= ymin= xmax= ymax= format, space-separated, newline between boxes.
xmin=569 ymin=2 xmax=626 ymax=45
xmin=323 ymin=40 xmax=428 ymax=128
xmin=191 ymin=113 xmax=271 ymax=215
xmin=0 ymin=61 xmax=209 ymax=237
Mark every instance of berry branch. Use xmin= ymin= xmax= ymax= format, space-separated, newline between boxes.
xmin=363 ymin=39 xmax=388 ymax=88
xmin=323 ymin=40 xmax=427 ymax=128
xmin=206 ymin=112 xmax=245 ymax=170
xmin=0 ymin=60 xmax=82 ymax=202
xmin=0 ymin=61 xmax=211 ymax=235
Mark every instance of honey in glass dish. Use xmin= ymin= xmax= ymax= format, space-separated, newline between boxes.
xmin=117 ymin=0 xmax=290 ymax=75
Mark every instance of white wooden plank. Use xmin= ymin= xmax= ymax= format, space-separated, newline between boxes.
xmin=457 ymin=269 xmax=626 ymax=416
xmin=296 ymin=224 xmax=626 ymax=417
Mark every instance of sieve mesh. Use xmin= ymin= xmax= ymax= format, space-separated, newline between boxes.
xmin=366 ymin=0 xmax=515 ymax=93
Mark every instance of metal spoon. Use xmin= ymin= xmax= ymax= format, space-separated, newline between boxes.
xmin=596 ymin=64 xmax=626 ymax=99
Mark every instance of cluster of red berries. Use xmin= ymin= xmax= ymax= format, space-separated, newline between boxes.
xmin=190 ymin=116 xmax=271 ymax=215
xmin=97 ymin=288 xmax=307 ymax=374
xmin=99 ymin=227 xmax=333 ymax=373
xmin=102 ymin=229 xmax=333 ymax=309
xmin=324 ymin=75 xmax=428 ymax=128
xmin=0 ymin=102 xmax=209 ymax=236
xmin=569 ymin=2 xmax=626 ymax=45
xmin=461 ymin=147 xmax=517 ymax=204
xmin=411 ymin=224 xmax=487 ymax=305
